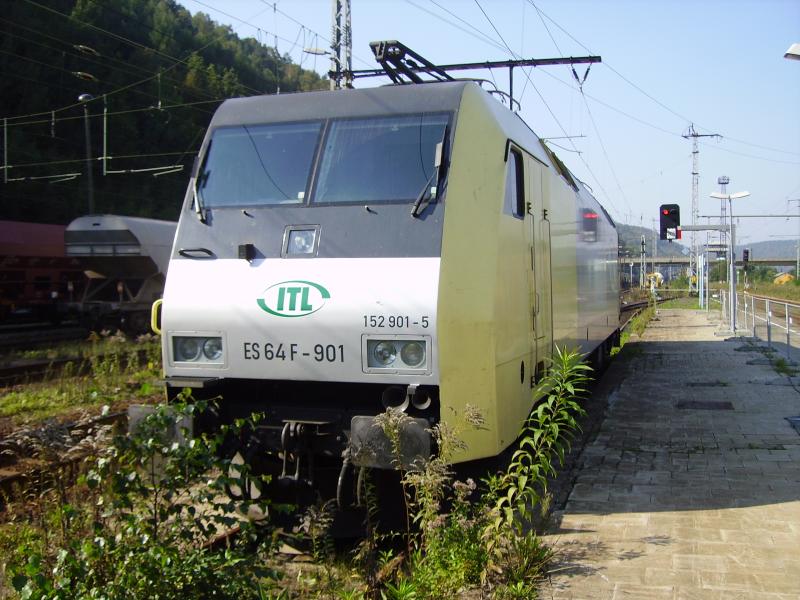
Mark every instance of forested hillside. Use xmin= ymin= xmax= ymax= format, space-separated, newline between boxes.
xmin=0 ymin=0 xmax=326 ymax=224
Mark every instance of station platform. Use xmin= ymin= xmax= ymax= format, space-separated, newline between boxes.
xmin=540 ymin=308 xmax=800 ymax=599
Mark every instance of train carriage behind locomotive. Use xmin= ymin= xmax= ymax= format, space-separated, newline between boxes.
xmin=66 ymin=215 xmax=177 ymax=333
xmin=159 ymin=79 xmax=618 ymax=490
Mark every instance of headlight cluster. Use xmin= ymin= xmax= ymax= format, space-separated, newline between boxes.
xmin=173 ymin=336 xmax=224 ymax=363
xmin=366 ymin=339 xmax=427 ymax=370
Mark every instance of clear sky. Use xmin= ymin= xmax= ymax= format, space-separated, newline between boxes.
xmin=178 ymin=0 xmax=800 ymax=245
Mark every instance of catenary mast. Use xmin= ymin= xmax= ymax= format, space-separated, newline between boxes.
xmin=330 ymin=0 xmax=352 ymax=89
xmin=683 ymin=124 xmax=720 ymax=291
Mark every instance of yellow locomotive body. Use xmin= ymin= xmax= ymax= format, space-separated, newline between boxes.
xmin=437 ymin=84 xmax=618 ymax=461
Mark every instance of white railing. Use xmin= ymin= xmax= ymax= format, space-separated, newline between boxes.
xmin=717 ymin=290 xmax=800 ymax=359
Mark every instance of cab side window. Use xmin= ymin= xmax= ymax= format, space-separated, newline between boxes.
xmin=504 ymin=148 xmax=525 ymax=219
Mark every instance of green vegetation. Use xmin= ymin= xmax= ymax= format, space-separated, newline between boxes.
xmin=0 ymin=349 xmax=593 ymax=599
xmin=2 ymin=398 xmax=282 ymax=599
xmin=612 ymin=302 xmax=655 ymax=357
xmin=0 ymin=331 xmax=162 ymax=424
xmin=1 ymin=0 xmax=327 ymax=223
xmin=657 ymin=295 xmax=699 ymax=310
xmin=744 ymin=282 xmax=800 ymax=303
xmin=771 ymin=356 xmax=799 ymax=377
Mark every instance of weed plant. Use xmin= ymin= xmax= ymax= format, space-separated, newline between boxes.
xmin=1 ymin=396 xmax=284 ymax=599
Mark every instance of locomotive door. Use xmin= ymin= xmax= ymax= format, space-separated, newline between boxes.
xmin=529 ymin=163 xmax=552 ymax=382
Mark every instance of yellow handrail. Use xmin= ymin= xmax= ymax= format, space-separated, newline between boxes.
xmin=151 ymin=299 xmax=163 ymax=334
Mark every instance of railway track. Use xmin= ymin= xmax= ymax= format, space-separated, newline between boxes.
xmin=0 ymin=356 xmax=85 ymax=388
xmin=0 ymin=322 xmax=88 ymax=351
xmin=0 ymin=348 xmax=155 ymax=388
xmin=619 ymin=291 xmax=686 ymax=330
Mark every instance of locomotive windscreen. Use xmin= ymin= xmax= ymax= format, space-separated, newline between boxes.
xmin=197 ymin=114 xmax=448 ymax=208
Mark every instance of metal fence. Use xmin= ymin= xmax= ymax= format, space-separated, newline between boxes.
xmin=718 ymin=290 xmax=799 ymax=359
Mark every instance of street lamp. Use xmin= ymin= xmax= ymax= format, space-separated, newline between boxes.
xmin=785 ymin=43 xmax=800 ymax=61
xmin=303 ymin=47 xmax=340 ymax=91
xmin=78 ymin=93 xmax=95 ymax=214
xmin=710 ymin=191 xmax=750 ymax=332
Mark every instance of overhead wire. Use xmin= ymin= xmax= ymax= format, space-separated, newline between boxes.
xmin=413 ymin=0 xmax=507 ymax=52
xmin=0 ymin=46 xmax=216 ymax=117
xmin=471 ymin=0 xmax=621 ymax=217
xmin=0 ymin=20 xmax=223 ymax=104
xmin=698 ymin=140 xmax=800 ymax=165
xmin=4 ymin=151 xmax=199 ymax=171
xmin=21 ymin=0 xmax=269 ymax=102
xmin=528 ymin=2 xmax=631 ymax=216
xmin=185 ymin=0 xmax=314 ymax=71
xmin=579 ymin=92 xmax=632 ymax=214
xmin=256 ymin=0 xmax=375 ymax=69
xmin=1 ymin=36 xmax=214 ymax=122
xmin=5 ymin=99 xmax=224 ymax=129
xmin=526 ymin=0 xmax=800 ymax=158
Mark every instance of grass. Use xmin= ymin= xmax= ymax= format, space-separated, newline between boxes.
xmin=0 ymin=331 xmax=162 ymax=425
xmin=742 ymin=282 xmax=800 ymax=303
xmin=0 ymin=332 xmax=154 ymax=364
xmin=656 ymin=295 xmax=699 ymax=310
xmin=771 ymin=356 xmax=799 ymax=377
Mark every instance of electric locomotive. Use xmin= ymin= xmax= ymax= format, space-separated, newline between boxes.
xmin=157 ymin=50 xmax=618 ymax=499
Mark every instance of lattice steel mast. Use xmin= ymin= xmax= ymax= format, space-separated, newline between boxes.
xmin=682 ymin=124 xmax=720 ymax=290
xmin=329 ymin=0 xmax=352 ymax=89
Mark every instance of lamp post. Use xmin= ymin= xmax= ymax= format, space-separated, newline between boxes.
xmin=710 ymin=191 xmax=750 ymax=332
xmin=304 ymin=47 xmax=340 ymax=90
xmin=78 ymin=93 xmax=95 ymax=214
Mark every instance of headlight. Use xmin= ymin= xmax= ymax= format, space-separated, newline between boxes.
xmin=203 ymin=338 xmax=223 ymax=360
xmin=175 ymin=337 xmax=201 ymax=361
xmin=289 ymin=229 xmax=315 ymax=254
xmin=400 ymin=341 xmax=425 ymax=367
xmin=365 ymin=338 xmax=428 ymax=371
xmin=173 ymin=336 xmax=224 ymax=364
xmin=373 ymin=341 xmax=397 ymax=365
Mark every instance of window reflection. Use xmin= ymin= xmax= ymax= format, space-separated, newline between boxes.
xmin=200 ymin=122 xmax=321 ymax=207
xmin=313 ymin=114 xmax=448 ymax=204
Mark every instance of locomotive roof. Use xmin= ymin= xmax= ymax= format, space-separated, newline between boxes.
xmin=209 ymin=81 xmax=471 ymax=128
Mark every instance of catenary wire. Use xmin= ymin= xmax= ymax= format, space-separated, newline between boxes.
xmin=0 ymin=20 xmax=223 ymax=104
xmin=526 ymin=0 xmax=800 ymax=158
xmin=472 ymin=0 xmax=621 ymax=217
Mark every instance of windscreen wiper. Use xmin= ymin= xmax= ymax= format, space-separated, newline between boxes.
xmin=411 ymin=127 xmax=448 ymax=219
xmin=193 ymin=140 xmax=211 ymax=223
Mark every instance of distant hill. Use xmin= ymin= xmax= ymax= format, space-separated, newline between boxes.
xmin=617 ymin=223 xmax=688 ymax=259
xmin=616 ymin=223 xmax=796 ymax=261
xmin=736 ymin=239 xmax=796 ymax=260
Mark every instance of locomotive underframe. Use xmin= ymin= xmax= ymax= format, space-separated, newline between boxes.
xmin=165 ymin=377 xmax=440 ymax=495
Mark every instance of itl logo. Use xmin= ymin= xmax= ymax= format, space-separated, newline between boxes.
xmin=257 ymin=280 xmax=330 ymax=318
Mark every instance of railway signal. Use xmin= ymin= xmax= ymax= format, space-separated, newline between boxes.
xmin=659 ymin=204 xmax=681 ymax=241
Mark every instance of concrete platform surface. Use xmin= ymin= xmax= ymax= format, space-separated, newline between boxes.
xmin=540 ymin=309 xmax=800 ymax=600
